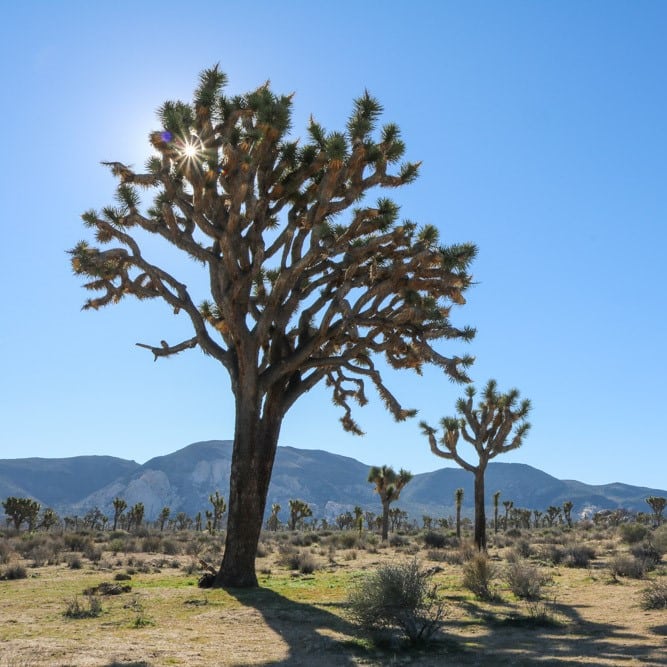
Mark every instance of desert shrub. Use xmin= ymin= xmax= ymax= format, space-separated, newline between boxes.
xmin=651 ymin=525 xmax=667 ymax=556
xmin=0 ymin=564 xmax=27 ymax=580
xmin=256 ymin=542 xmax=270 ymax=558
xmin=63 ymin=534 xmax=91 ymax=552
xmin=83 ymin=543 xmax=102 ymax=563
xmin=114 ymin=572 xmax=132 ymax=581
xmin=505 ymin=560 xmax=548 ymax=600
xmin=514 ymin=539 xmax=533 ymax=558
xmin=536 ymin=544 xmax=565 ymax=565
xmin=640 ymin=579 xmax=667 ymax=610
xmin=141 ymin=536 xmax=161 ymax=553
xmin=630 ymin=542 xmax=661 ymax=571
xmin=67 ymin=555 xmax=82 ymax=569
xmin=564 ymin=544 xmax=595 ymax=568
xmin=0 ymin=542 xmax=12 ymax=564
xmin=505 ymin=528 xmax=522 ymax=539
xmin=290 ymin=532 xmax=319 ymax=547
xmin=347 ymin=559 xmax=445 ymax=645
xmin=463 ymin=553 xmax=497 ymax=600
xmin=336 ymin=532 xmax=361 ymax=549
xmin=389 ymin=534 xmax=409 ymax=548
xmin=161 ymin=539 xmax=180 ymax=556
xmin=277 ymin=546 xmax=318 ymax=573
xmin=422 ymin=530 xmax=448 ymax=549
xmin=619 ymin=523 xmax=649 ymax=545
xmin=609 ymin=555 xmax=646 ymax=579
xmin=64 ymin=594 xmax=102 ymax=619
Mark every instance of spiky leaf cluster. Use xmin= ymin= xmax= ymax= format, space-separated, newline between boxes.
xmin=420 ymin=379 xmax=531 ymax=472
xmin=70 ymin=65 xmax=476 ymax=432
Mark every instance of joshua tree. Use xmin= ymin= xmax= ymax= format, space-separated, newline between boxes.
xmin=69 ymin=66 xmax=476 ymax=587
xmin=127 ymin=502 xmax=145 ymax=532
xmin=545 ymin=506 xmax=561 ymax=527
xmin=454 ymin=488 xmax=464 ymax=539
xmin=492 ymin=491 xmax=501 ymax=534
xmin=175 ymin=512 xmax=190 ymax=531
xmin=354 ymin=506 xmax=364 ymax=533
xmin=368 ymin=465 xmax=413 ymax=540
xmin=502 ymin=500 xmax=514 ymax=530
xmin=421 ymin=380 xmax=531 ymax=551
xmin=39 ymin=508 xmax=59 ymax=531
xmin=267 ymin=503 xmax=281 ymax=531
xmin=533 ymin=510 xmax=542 ymax=528
xmin=209 ymin=491 xmax=227 ymax=532
xmin=646 ymin=496 xmax=667 ymax=526
xmin=158 ymin=506 xmax=171 ymax=531
xmin=2 ymin=497 xmax=40 ymax=531
xmin=288 ymin=499 xmax=312 ymax=530
xmin=562 ymin=501 xmax=574 ymax=528
xmin=112 ymin=497 xmax=127 ymax=531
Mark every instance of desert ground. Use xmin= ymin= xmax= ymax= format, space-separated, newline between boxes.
xmin=1 ymin=524 xmax=665 ymax=666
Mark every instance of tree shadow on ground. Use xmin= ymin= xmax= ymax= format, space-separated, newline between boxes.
xmin=226 ymin=586 xmax=372 ymax=666
xmin=446 ymin=597 xmax=667 ymax=666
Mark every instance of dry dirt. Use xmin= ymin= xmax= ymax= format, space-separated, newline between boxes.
xmin=0 ymin=540 xmax=665 ymax=666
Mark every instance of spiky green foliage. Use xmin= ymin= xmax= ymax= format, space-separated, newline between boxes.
xmin=420 ymin=379 xmax=531 ymax=550
xmin=69 ymin=66 xmax=477 ymax=587
xmin=287 ymin=499 xmax=312 ymax=531
xmin=368 ymin=465 xmax=413 ymax=540
xmin=2 ymin=497 xmax=40 ymax=531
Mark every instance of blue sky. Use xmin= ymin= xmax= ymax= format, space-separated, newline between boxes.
xmin=1 ymin=1 xmax=665 ymax=490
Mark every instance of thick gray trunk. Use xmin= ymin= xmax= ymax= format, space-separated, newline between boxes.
xmin=474 ymin=468 xmax=487 ymax=551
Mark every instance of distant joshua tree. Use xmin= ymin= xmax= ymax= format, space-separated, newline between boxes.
xmin=646 ymin=496 xmax=666 ymax=526
xmin=562 ymin=501 xmax=574 ymax=528
xmin=455 ymin=488 xmax=464 ymax=539
xmin=503 ymin=500 xmax=514 ymax=531
xmin=288 ymin=499 xmax=312 ymax=530
xmin=493 ymin=491 xmax=501 ymax=534
xmin=112 ymin=497 xmax=127 ymax=531
xmin=368 ymin=465 xmax=413 ymax=541
xmin=267 ymin=503 xmax=281 ymax=531
xmin=158 ymin=506 xmax=171 ymax=532
xmin=2 ymin=497 xmax=40 ymax=531
xmin=209 ymin=491 xmax=227 ymax=532
xmin=421 ymin=379 xmax=531 ymax=550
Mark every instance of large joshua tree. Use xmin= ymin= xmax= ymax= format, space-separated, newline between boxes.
xmin=69 ymin=66 xmax=476 ymax=587
xmin=420 ymin=380 xmax=531 ymax=551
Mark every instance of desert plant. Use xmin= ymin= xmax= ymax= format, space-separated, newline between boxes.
xmin=462 ymin=552 xmax=497 ymax=600
xmin=651 ymin=524 xmax=667 ymax=555
xmin=563 ymin=544 xmax=595 ymax=568
xmin=287 ymin=500 xmax=312 ymax=531
xmin=620 ymin=523 xmax=649 ymax=544
xmin=0 ymin=564 xmax=27 ymax=580
xmin=64 ymin=594 xmax=102 ymax=619
xmin=608 ymin=555 xmax=646 ymax=580
xmin=640 ymin=579 xmax=667 ymax=610
xmin=422 ymin=530 xmax=448 ymax=549
xmin=347 ymin=559 xmax=445 ymax=645
xmin=421 ymin=380 xmax=531 ymax=551
xmin=368 ymin=465 xmax=413 ymax=541
xmin=505 ymin=560 xmax=548 ymax=600
xmin=646 ymin=496 xmax=667 ymax=526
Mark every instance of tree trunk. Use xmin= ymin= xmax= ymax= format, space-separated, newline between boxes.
xmin=456 ymin=505 xmax=461 ymax=539
xmin=473 ymin=468 xmax=487 ymax=551
xmin=215 ymin=389 xmax=282 ymax=588
xmin=381 ymin=500 xmax=390 ymax=541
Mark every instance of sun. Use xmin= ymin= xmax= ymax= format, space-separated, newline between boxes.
xmin=181 ymin=140 xmax=199 ymax=159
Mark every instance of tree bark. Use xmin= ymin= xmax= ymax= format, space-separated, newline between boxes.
xmin=381 ymin=500 xmax=390 ymax=541
xmin=473 ymin=467 xmax=487 ymax=551
xmin=215 ymin=388 xmax=282 ymax=588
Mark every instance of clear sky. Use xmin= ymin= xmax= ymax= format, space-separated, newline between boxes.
xmin=1 ymin=1 xmax=665 ymax=490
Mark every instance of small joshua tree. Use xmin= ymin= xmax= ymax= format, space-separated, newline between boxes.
xmin=646 ymin=496 xmax=666 ymax=526
xmin=420 ymin=379 xmax=531 ymax=550
xmin=368 ymin=465 xmax=413 ymax=541
xmin=562 ymin=501 xmax=574 ymax=528
xmin=503 ymin=500 xmax=513 ymax=530
xmin=267 ymin=503 xmax=281 ymax=531
xmin=288 ymin=499 xmax=312 ymax=530
xmin=112 ymin=497 xmax=127 ymax=531
xmin=209 ymin=491 xmax=227 ymax=532
xmin=158 ymin=506 xmax=170 ymax=532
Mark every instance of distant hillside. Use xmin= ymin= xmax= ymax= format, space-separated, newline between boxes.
xmin=1 ymin=441 xmax=665 ymax=523
xmin=0 ymin=456 xmax=140 ymax=509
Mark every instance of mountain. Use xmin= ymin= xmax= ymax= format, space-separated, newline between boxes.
xmin=1 ymin=441 xmax=665 ymax=522
xmin=0 ymin=456 xmax=140 ymax=509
